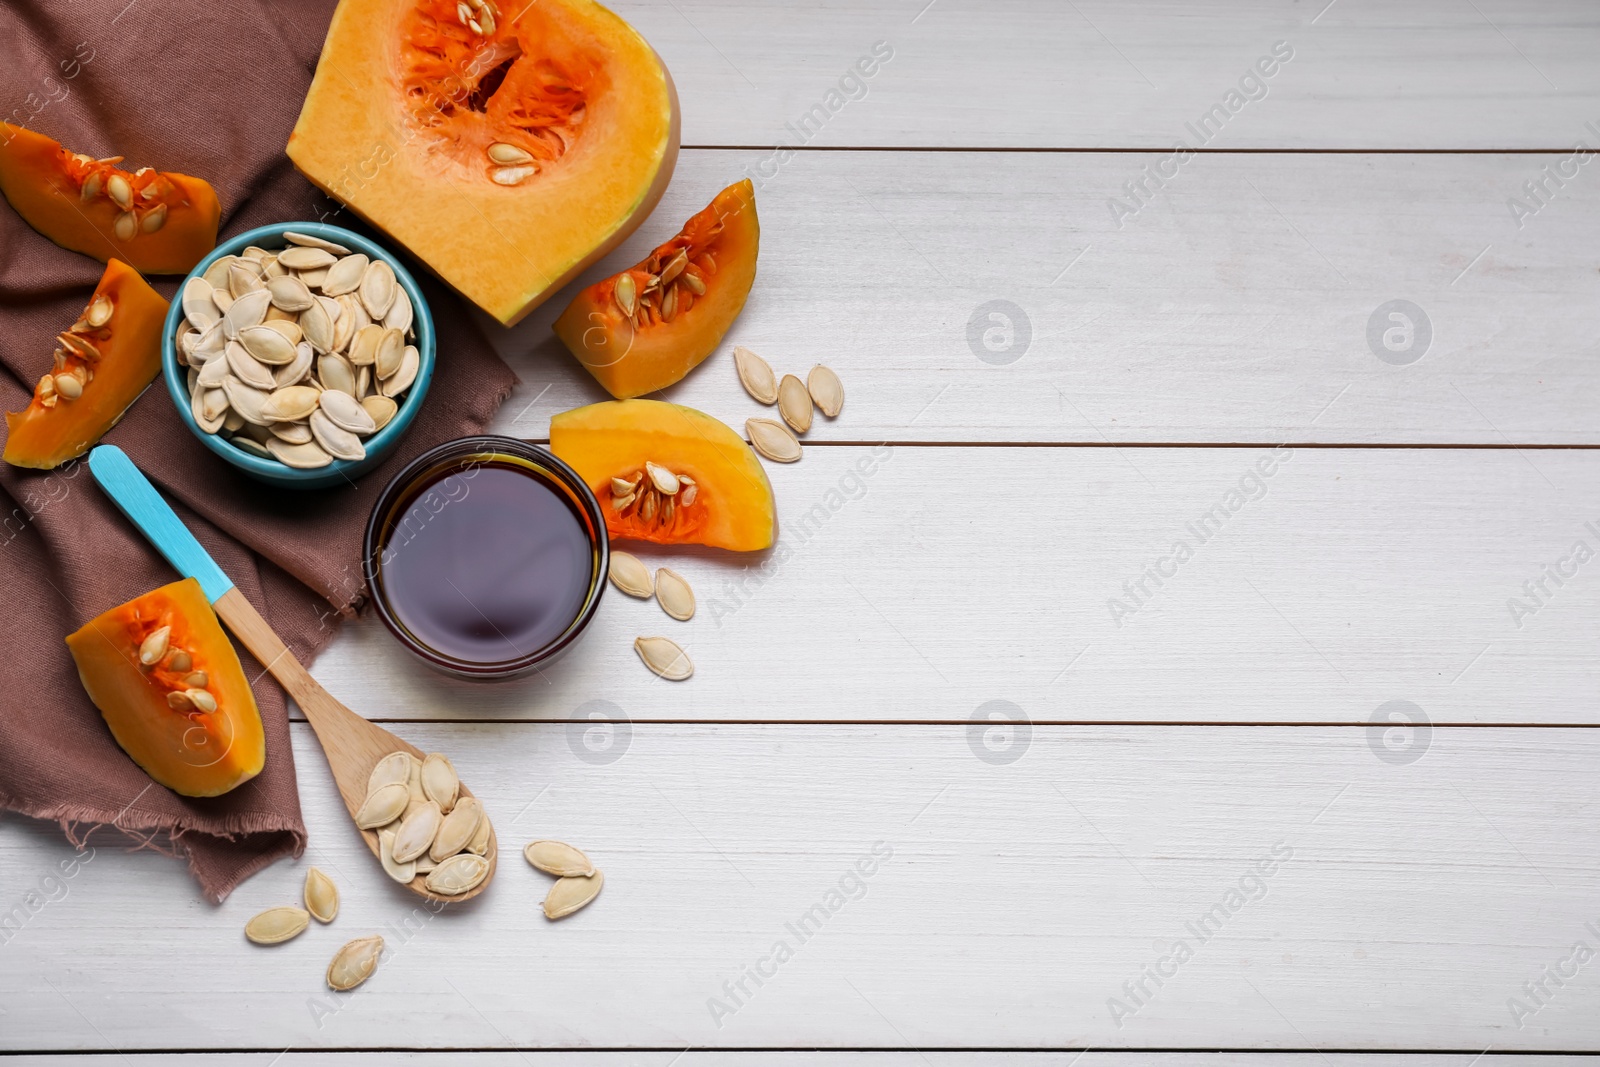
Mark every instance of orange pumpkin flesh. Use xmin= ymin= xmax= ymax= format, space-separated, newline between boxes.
xmin=66 ymin=578 xmax=266 ymax=798
xmin=4 ymin=259 xmax=168 ymax=470
xmin=550 ymin=399 xmax=775 ymax=550
xmin=554 ymin=179 xmax=759 ymax=399
xmin=0 ymin=123 xmax=220 ymax=274
xmin=288 ymin=0 xmax=679 ymax=326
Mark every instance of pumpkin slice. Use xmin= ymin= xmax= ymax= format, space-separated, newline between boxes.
xmin=0 ymin=123 xmax=220 ymax=274
xmin=554 ymin=179 xmax=759 ymax=399
xmin=288 ymin=0 xmax=679 ymax=326
xmin=4 ymin=259 xmax=167 ymax=470
xmin=66 ymin=578 xmax=266 ymax=798
xmin=550 ymin=399 xmax=774 ymax=550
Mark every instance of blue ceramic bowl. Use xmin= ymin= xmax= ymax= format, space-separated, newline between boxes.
xmin=162 ymin=222 xmax=436 ymax=490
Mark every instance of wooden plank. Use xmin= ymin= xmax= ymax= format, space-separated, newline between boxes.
xmin=4 ymin=723 xmax=1599 ymax=1051
xmin=605 ymin=1 xmax=1600 ymax=150
xmin=5 ymin=1057 xmax=1597 ymax=1066
xmin=486 ymin=149 xmax=1600 ymax=445
xmin=311 ymin=446 xmax=1600 ymax=725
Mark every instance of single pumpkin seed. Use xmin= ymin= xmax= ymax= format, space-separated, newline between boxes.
xmin=223 ymin=288 xmax=272 ymax=339
xmin=267 ymin=274 xmax=315 ymax=312
xmin=733 ymin=346 xmax=778 ymax=404
xmin=421 ymin=753 xmax=459 ymax=812
xmin=183 ymin=670 xmax=208 ymax=688
xmin=240 ymin=324 xmax=297 ymax=366
xmin=645 ymin=460 xmax=679 ymax=495
xmin=222 ymin=376 xmax=271 ymax=426
xmin=655 ymin=567 xmax=695 ymax=621
xmin=197 ymin=355 xmax=229 ymax=390
xmin=80 ymin=171 xmax=102 ymax=202
xmin=361 ymin=394 xmax=398 ymax=431
xmin=138 ymin=626 xmax=170 ymax=665
xmin=543 ymin=870 xmax=604 ymax=920
xmin=634 ymin=636 xmax=693 ymax=680
xmin=381 ymin=345 xmax=419 ymax=397
xmin=523 ymin=839 xmax=595 ymax=877
xmin=425 ymin=853 xmax=489 ymax=896
xmin=608 ymin=551 xmax=654 ymax=597
xmin=359 ymin=260 xmax=397 ymax=319
xmin=210 ymin=288 xmax=235 ymax=314
xmin=140 ymin=204 xmax=168 ymax=233
xmin=310 ymin=409 xmax=366 ymax=462
xmin=488 ymin=142 xmax=533 ymax=165
xmin=282 ymin=231 xmax=351 ymax=255
xmin=613 ymin=273 xmax=637 ymax=317
xmin=778 ymin=374 xmax=813 ymax=434
xmin=378 ymin=828 xmax=415 ymax=884
xmin=681 ymin=269 xmax=706 ymax=296
xmin=746 ymin=418 xmax=802 ymax=463
xmin=319 ymin=388 xmax=377 ymax=435
xmin=407 ymin=755 xmax=426 ymax=805
xmin=318 ymin=353 xmax=356 ymax=396
xmin=612 ymin=491 xmax=635 ymax=511
xmin=187 ymin=688 xmax=217 ymax=713
xmin=240 ymin=245 xmax=271 ymax=262
xmin=202 ymin=256 xmax=235 ymax=289
xmin=274 ymin=342 xmax=315 ymax=388
xmin=269 ymin=419 xmax=314 ymax=445
xmin=326 ymin=936 xmax=384 ymax=991
xmin=224 ymin=341 xmax=276 ymax=390
xmin=347 ymin=323 xmax=383 ymax=366
xmin=107 ymin=173 xmax=133 ymax=209
xmin=266 ymin=437 xmax=333 ymax=469
xmin=368 ymin=751 xmax=412 ymax=793
xmin=166 ymin=691 xmax=192 ymax=710
xmin=610 ymin=474 xmax=639 ymax=496
xmin=322 ymin=254 xmax=369 ymax=296
xmin=660 ymin=248 xmax=689 ymax=286
xmin=807 ymin=364 xmax=845 ymax=417
xmin=298 ymin=299 xmax=335 ymax=354
xmin=277 ymin=245 xmax=337 ymax=271
xmin=383 ymin=288 xmax=413 ymax=334
xmin=195 ymin=388 xmax=229 ymax=431
xmin=229 ymin=261 xmax=265 ymax=299
xmin=245 ymin=906 xmax=310 ymax=945
xmin=263 ymin=385 xmax=321 ymax=423
xmin=55 ymin=371 xmax=84 ymax=401
xmin=374 ymin=328 xmax=405 ymax=379
xmin=355 ymin=782 xmax=409 ymax=828
xmin=168 ymin=649 xmax=193 ymax=673
xmin=182 ymin=278 xmax=220 ymax=330
xmin=396 ymin=799 xmax=448 ymax=870
xmin=431 ymin=796 xmax=483 ymax=862
xmin=491 ymin=165 xmax=536 ymax=186
xmin=304 ymin=867 xmax=339 ymax=923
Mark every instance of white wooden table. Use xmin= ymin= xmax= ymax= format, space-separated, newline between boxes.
xmin=6 ymin=1 xmax=1600 ymax=1061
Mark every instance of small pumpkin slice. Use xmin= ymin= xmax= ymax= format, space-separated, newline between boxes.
xmin=550 ymin=399 xmax=774 ymax=550
xmin=553 ymin=179 xmax=758 ymax=399
xmin=4 ymin=259 xmax=167 ymax=469
xmin=66 ymin=578 xmax=266 ymax=798
xmin=0 ymin=123 xmax=220 ymax=273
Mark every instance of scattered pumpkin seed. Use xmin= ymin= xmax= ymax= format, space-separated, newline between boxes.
xmin=778 ymin=374 xmax=813 ymax=434
xmin=304 ymin=867 xmax=339 ymax=923
xmin=245 ymin=906 xmax=310 ymax=945
xmin=655 ymin=567 xmax=695 ymax=621
xmin=807 ymin=364 xmax=844 ymax=417
xmin=326 ymin=936 xmax=384 ymax=991
xmin=746 ymin=418 xmax=802 ymax=463
xmin=608 ymin=551 xmax=654 ymax=598
xmin=543 ymin=871 xmax=604 ymax=920
xmin=733 ymin=346 xmax=778 ymax=404
xmin=634 ymin=635 xmax=693 ymax=680
xmin=523 ymin=839 xmax=595 ymax=877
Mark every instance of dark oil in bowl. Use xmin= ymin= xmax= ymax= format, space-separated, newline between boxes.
xmin=367 ymin=442 xmax=605 ymax=677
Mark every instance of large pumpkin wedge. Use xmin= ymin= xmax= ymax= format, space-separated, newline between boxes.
xmin=554 ymin=180 xmax=758 ymax=399
xmin=66 ymin=578 xmax=266 ymax=798
xmin=288 ymin=0 xmax=679 ymax=326
xmin=550 ymin=399 xmax=774 ymax=550
xmin=0 ymin=123 xmax=220 ymax=274
xmin=4 ymin=259 xmax=167 ymax=470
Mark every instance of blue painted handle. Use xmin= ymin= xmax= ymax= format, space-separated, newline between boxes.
xmin=88 ymin=446 xmax=235 ymax=603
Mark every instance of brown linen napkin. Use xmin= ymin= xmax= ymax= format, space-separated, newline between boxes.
xmin=0 ymin=0 xmax=517 ymax=899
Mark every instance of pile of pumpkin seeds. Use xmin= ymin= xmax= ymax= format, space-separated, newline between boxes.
xmin=524 ymin=839 xmax=605 ymax=919
xmin=733 ymin=346 xmax=843 ymax=463
xmin=356 ymin=751 xmax=494 ymax=896
xmin=174 ymin=231 xmax=419 ymax=469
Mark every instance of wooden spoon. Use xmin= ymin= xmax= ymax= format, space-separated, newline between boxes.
xmin=88 ymin=445 xmax=496 ymax=902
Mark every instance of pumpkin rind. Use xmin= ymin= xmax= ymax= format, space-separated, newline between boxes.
xmin=0 ymin=123 xmax=220 ymax=274
xmin=65 ymin=578 xmax=266 ymax=798
xmin=4 ymin=259 xmax=168 ymax=470
xmin=553 ymin=180 xmax=759 ymax=399
xmin=550 ymin=399 xmax=775 ymax=550
xmin=287 ymin=0 xmax=679 ymax=326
